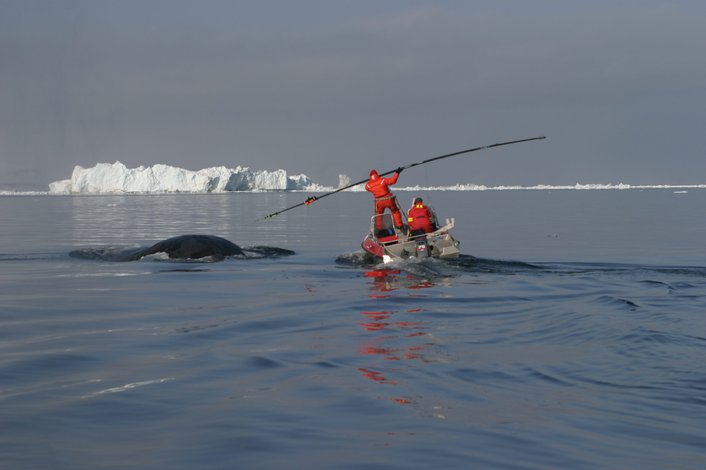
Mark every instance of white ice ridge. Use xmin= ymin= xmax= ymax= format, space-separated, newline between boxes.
xmin=48 ymin=161 xmax=321 ymax=194
xmin=393 ymin=183 xmax=706 ymax=192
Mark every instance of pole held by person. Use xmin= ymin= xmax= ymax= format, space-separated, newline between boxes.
xmin=263 ymin=135 xmax=546 ymax=220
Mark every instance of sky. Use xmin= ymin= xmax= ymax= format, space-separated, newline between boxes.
xmin=1 ymin=0 xmax=705 ymax=190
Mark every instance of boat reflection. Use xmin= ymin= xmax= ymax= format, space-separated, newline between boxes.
xmin=363 ymin=268 xmax=435 ymax=298
xmin=357 ymin=268 xmax=439 ymax=405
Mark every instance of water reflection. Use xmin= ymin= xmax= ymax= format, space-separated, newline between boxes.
xmin=363 ymin=269 xmax=436 ymax=297
xmin=69 ymin=194 xmax=239 ymax=245
xmin=67 ymin=193 xmax=307 ymax=249
xmin=357 ymin=268 xmax=439 ymax=406
xmin=363 ymin=269 xmax=400 ymax=297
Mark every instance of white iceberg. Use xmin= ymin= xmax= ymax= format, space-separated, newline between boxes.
xmin=49 ymin=162 xmax=318 ymax=194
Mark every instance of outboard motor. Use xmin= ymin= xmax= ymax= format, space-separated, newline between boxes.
xmin=415 ymin=237 xmax=431 ymax=258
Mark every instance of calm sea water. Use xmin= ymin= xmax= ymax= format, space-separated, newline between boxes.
xmin=1 ymin=190 xmax=705 ymax=469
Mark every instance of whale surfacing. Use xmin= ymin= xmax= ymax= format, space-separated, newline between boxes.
xmin=130 ymin=235 xmax=243 ymax=261
xmin=70 ymin=234 xmax=295 ymax=262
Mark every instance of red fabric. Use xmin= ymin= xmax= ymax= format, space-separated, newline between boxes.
xmin=366 ymin=171 xmax=403 ymax=227
xmin=365 ymin=172 xmax=399 ymax=199
xmin=407 ymin=204 xmax=436 ymax=233
xmin=374 ymin=197 xmax=404 ymax=228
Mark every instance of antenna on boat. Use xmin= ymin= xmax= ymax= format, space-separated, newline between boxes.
xmin=262 ymin=136 xmax=546 ymax=220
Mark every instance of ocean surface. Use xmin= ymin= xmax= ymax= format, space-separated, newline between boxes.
xmin=1 ymin=189 xmax=705 ymax=469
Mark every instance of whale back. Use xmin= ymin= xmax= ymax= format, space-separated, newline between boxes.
xmin=134 ymin=234 xmax=243 ymax=261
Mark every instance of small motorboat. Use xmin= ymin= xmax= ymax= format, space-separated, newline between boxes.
xmin=361 ymin=212 xmax=461 ymax=264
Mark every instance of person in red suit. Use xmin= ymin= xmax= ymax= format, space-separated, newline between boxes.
xmin=365 ymin=168 xmax=405 ymax=231
xmin=407 ymin=197 xmax=437 ymax=235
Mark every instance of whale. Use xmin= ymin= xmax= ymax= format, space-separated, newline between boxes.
xmin=70 ymin=234 xmax=295 ymax=262
xmin=129 ymin=234 xmax=243 ymax=261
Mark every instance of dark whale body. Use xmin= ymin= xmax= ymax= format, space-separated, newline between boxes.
xmin=70 ymin=234 xmax=295 ymax=262
xmin=129 ymin=234 xmax=244 ymax=261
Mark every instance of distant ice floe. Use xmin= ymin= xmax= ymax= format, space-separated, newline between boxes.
xmin=48 ymin=161 xmax=324 ymax=194
xmin=396 ymin=183 xmax=706 ymax=192
xmin=0 ymin=190 xmax=49 ymax=196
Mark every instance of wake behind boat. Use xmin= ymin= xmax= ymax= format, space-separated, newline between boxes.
xmin=361 ymin=212 xmax=461 ymax=264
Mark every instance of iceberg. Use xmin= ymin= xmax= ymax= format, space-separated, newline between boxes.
xmin=48 ymin=162 xmax=319 ymax=194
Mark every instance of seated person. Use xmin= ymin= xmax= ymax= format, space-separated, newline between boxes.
xmin=406 ymin=197 xmax=438 ymax=236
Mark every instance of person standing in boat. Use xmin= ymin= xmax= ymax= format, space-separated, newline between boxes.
xmin=365 ymin=168 xmax=406 ymax=231
xmin=407 ymin=197 xmax=438 ymax=236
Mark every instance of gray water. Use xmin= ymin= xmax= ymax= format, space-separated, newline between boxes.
xmin=1 ymin=190 xmax=705 ymax=469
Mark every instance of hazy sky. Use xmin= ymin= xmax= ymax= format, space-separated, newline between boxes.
xmin=1 ymin=0 xmax=705 ymax=189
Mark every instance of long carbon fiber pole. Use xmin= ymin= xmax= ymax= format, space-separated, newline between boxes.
xmin=263 ymin=135 xmax=546 ymax=219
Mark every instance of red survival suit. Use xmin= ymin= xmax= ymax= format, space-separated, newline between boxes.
xmin=407 ymin=198 xmax=437 ymax=234
xmin=365 ymin=170 xmax=404 ymax=228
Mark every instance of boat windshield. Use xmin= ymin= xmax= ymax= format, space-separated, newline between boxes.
xmin=371 ymin=213 xmax=396 ymax=238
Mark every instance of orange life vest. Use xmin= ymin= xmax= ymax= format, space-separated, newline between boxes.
xmin=407 ymin=203 xmax=436 ymax=233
